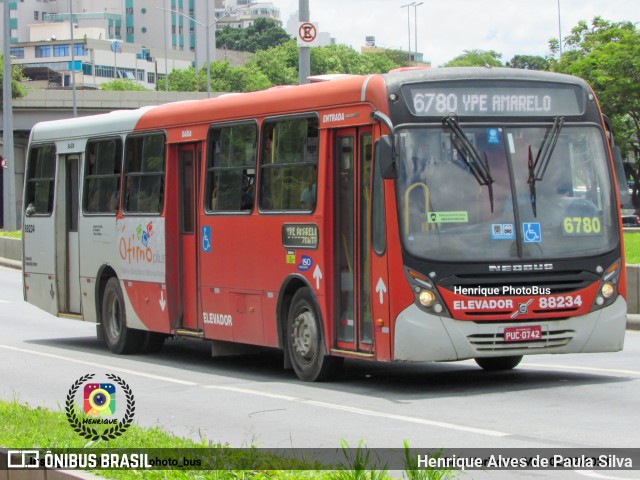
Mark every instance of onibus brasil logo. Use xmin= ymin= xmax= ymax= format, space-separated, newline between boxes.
xmin=66 ymin=374 xmax=135 ymax=441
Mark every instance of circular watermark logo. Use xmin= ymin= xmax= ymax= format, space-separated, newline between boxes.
xmin=65 ymin=373 xmax=135 ymax=441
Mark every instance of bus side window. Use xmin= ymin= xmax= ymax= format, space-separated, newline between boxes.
xmin=205 ymin=122 xmax=257 ymax=213
xmin=25 ymin=144 xmax=56 ymax=216
xmin=259 ymin=116 xmax=318 ymax=212
xmin=123 ymin=134 xmax=165 ymax=214
xmin=83 ymin=138 xmax=122 ymax=215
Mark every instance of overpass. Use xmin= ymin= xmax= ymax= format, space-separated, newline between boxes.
xmin=0 ymin=89 xmax=210 ymax=229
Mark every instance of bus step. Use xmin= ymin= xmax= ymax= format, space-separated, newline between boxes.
xmin=58 ymin=313 xmax=83 ymax=320
xmin=175 ymin=329 xmax=205 ymax=338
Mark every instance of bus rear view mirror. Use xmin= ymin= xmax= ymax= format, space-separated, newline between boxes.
xmin=378 ymin=135 xmax=396 ymax=179
xmin=612 ymin=146 xmax=631 ymax=207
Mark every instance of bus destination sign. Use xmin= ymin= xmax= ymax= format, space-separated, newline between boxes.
xmin=406 ymin=84 xmax=583 ymax=117
xmin=282 ymin=223 xmax=319 ymax=249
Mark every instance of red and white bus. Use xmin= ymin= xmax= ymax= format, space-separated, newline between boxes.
xmin=23 ymin=67 xmax=627 ymax=381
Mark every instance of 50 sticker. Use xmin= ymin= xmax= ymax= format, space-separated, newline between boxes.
xmin=562 ymin=217 xmax=602 ymax=236
xmin=538 ymin=294 xmax=583 ymax=309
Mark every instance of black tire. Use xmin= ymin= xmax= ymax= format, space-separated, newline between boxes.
xmin=101 ymin=277 xmax=145 ymax=354
xmin=287 ymin=288 xmax=342 ymax=382
xmin=142 ymin=332 xmax=166 ymax=354
xmin=475 ymin=355 xmax=523 ymax=371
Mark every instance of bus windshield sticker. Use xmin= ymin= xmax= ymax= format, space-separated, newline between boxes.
xmin=491 ymin=224 xmax=515 ymax=240
xmin=522 ymin=222 xmax=542 ymax=243
xmin=561 ymin=216 xmax=603 ymax=236
xmin=487 ymin=128 xmax=500 ymax=144
xmin=286 ymin=251 xmax=296 ymax=264
xmin=407 ymin=83 xmax=583 ymax=117
xmin=426 ymin=211 xmax=469 ymax=224
xmin=282 ymin=224 xmax=319 ymax=249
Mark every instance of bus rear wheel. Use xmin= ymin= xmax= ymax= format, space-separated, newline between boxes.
xmin=101 ymin=277 xmax=145 ymax=354
xmin=475 ymin=355 xmax=523 ymax=371
xmin=287 ymin=288 xmax=342 ymax=382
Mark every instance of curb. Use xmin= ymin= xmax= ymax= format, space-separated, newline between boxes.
xmin=0 ymin=258 xmax=22 ymax=270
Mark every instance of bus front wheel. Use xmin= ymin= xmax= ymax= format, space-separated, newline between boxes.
xmin=475 ymin=355 xmax=523 ymax=371
xmin=101 ymin=277 xmax=145 ymax=354
xmin=287 ymin=288 xmax=342 ymax=382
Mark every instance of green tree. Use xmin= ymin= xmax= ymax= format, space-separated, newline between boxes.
xmin=100 ymin=78 xmax=148 ymax=91
xmin=506 ymin=54 xmax=550 ymax=71
xmin=249 ymin=40 xmax=300 ymax=85
xmin=250 ymin=40 xmax=403 ymax=86
xmin=0 ymin=53 xmax=26 ymax=102
xmin=551 ymin=17 xmax=640 ymax=166
xmin=443 ymin=49 xmax=503 ymax=67
xmin=167 ymin=67 xmax=197 ymax=92
xmin=216 ymin=18 xmax=291 ymax=53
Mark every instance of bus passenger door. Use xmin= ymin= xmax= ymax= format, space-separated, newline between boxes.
xmin=60 ymin=155 xmax=81 ymax=314
xmin=334 ymin=128 xmax=377 ymax=353
xmin=178 ymin=143 xmax=201 ymax=330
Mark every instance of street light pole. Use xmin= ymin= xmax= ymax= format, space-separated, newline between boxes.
xmin=2 ymin=1 xmax=17 ymax=230
xmin=69 ymin=0 xmax=77 ymax=117
xmin=158 ymin=3 xmax=261 ymax=98
xmin=401 ymin=2 xmax=415 ymax=65
xmin=413 ymin=2 xmax=423 ymax=65
xmin=557 ymin=0 xmax=563 ymax=56
xmin=206 ymin=0 xmax=211 ymax=96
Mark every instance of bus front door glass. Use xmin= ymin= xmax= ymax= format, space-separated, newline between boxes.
xmin=64 ymin=155 xmax=81 ymax=314
xmin=336 ymin=128 xmax=375 ymax=351
xmin=395 ymin=126 xmax=617 ymax=262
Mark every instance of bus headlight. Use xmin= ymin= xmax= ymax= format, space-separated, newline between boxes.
xmin=592 ymin=259 xmax=620 ymax=311
xmin=601 ymin=282 xmax=615 ymax=299
xmin=419 ymin=289 xmax=436 ymax=307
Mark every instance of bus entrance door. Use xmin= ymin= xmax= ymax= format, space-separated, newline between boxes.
xmin=334 ymin=128 xmax=377 ymax=354
xmin=178 ymin=143 xmax=201 ymax=331
xmin=60 ymin=155 xmax=81 ymax=314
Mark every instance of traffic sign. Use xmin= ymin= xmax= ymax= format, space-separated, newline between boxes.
xmin=297 ymin=22 xmax=319 ymax=47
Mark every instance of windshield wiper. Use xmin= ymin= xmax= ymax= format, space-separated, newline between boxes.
xmin=528 ymin=116 xmax=564 ymax=217
xmin=441 ymin=113 xmax=495 ymax=212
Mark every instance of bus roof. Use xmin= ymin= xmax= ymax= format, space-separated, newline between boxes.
xmin=382 ymin=66 xmax=591 ymax=89
xmin=135 ymin=74 xmax=385 ymax=132
xmin=29 ymin=106 xmax=156 ymax=144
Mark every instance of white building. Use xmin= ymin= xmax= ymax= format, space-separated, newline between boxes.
xmin=1 ymin=0 xmax=282 ymax=72
xmin=10 ymin=22 xmax=194 ymax=90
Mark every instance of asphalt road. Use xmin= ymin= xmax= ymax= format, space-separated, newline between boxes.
xmin=1 ymin=265 xmax=639 ymax=479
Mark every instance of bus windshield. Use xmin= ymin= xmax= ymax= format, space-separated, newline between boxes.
xmin=396 ymin=124 xmax=618 ymax=261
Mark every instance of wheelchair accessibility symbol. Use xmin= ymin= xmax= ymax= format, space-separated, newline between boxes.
xmin=522 ymin=222 xmax=542 ymax=243
xmin=202 ymin=226 xmax=211 ymax=253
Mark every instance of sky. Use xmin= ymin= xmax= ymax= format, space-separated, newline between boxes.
xmin=277 ymin=0 xmax=639 ymax=67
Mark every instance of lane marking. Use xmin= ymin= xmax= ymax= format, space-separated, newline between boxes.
xmin=205 ymin=385 xmax=509 ymax=437
xmin=576 ymin=471 xmax=632 ymax=479
xmin=524 ymin=363 xmax=640 ymax=377
xmin=0 ymin=345 xmax=198 ymax=386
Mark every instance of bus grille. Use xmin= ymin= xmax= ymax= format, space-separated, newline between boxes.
xmin=467 ymin=329 xmax=574 ymax=351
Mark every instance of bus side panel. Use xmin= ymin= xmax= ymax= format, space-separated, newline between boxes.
xmin=199 ymin=215 xmax=278 ymax=346
xmin=383 ymin=177 xmax=416 ymax=361
xmin=78 ymin=216 xmax=119 ymax=324
xmin=23 ymin=162 xmax=58 ymax=316
xmin=115 ymin=217 xmax=171 ymax=333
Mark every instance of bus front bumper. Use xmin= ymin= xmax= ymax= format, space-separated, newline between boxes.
xmin=393 ymin=296 xmax=627 ymax=362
